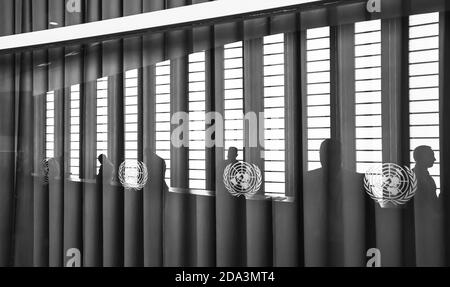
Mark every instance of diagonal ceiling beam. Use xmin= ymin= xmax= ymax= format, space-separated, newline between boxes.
xmin=0 ymin=0 xmax=347 ymax=53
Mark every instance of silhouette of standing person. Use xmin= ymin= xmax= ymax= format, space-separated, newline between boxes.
xmin=224 ymin=147 xmax=239 ymax=167
xmin=304 ymin=139 xmax=367 ymax=266
xmin=413 ymin=146 xmax=444 ymax=266
xmin=142 ymin=148 xmax=168 ymax=266
xmin=97 ymin=154 xmax=114 ymax=186
xmin=217 ymin=147 xmax=246 ymax=266
xmin=145 ymin=148 xmax=169 ymax=193
xmin=304 ymin=139 xmax=344 ymax=266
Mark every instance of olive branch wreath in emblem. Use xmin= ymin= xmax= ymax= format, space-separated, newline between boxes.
xmin=118 ymin=160 xmax=148 ymax=190
xmin=364 ymin=163 xmax=417 ymax=206
xmin=223 ymin=161 xmax=262 ymax=198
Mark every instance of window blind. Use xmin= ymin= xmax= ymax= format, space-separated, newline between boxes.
xmin=70 ymin=84 xmax=81 ymax=178
xmin=188 ymin=51 xmax=207 ymax=190
xmin=124 ymin=69 xmax=139 ymax=161
xmin=409 ymin=12 xmax=441 ymax=196
xmin=224 ymin=41 xmax=244 ymax=161
xmin=45 ymin=91 xmax=55 ymax=160
xmin=96 ymin=77 xmax=108 ymax=170
xmin=263 ymin=33 xmax=286 ymax=197
xmin=306 ymin=27 xmax=331 ymax=171
xmin=155 ymin=60 xmax=172 ymax=184
xmin=354 ymin=20 xmax=383 ymax=174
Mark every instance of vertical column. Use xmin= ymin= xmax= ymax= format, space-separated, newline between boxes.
xmin=32 ymin=0 xmax=49 ymax=267
xmin=440 ymin=10 xmax=450 ymax=267
xmin=102 ymin=0 xmax=124 ymax=267
xmin=48 ymin=0 xmax=65 ymax=267
xmin=83 ymin=0 xmax=103 ymax=267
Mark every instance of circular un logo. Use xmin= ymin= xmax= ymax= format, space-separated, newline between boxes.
xmin=364 ymin=163 xmax=417 ymax=206
xmin=118 ymin=160 xmax=148 ymax=190
xmin=223 ymin=161 xmax=262 ymax=198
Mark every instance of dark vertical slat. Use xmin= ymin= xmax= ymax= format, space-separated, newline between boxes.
xmin=214 ymin=19 xmax=242 ymax=49
xmin=82 ymin=0 xmax=103 ymax=267
xmin=193 ymin=1 xmax=216 ymax=266
xmin=142 ymin=0 xmax=165 ymax=67
xmin=142 ymin=64 xmax=165 ymax=266
xmin=399 ymin=14 xmax=416 ymax=267
xmin=246 ymin=199 xmax=272 ymax=267
xmin=272 ymin=201 xmax=299 ymax=267
xmin=82 ymin=81 xmax=102 ymax=267
xmin=47 ymin=0 xmax=65 ymax=267
xmin=123 ymin=0 xmax=144 ymax=268
xmin=298 ymin=29 xmax=309 ymax=267
xmin=103 ymin=75 xmax=125 ymax=266
xmin=13 ymin=0 xmax=34 ymax=267
xmin=191 ymin=0 xmax=213 ymax=53
xmin=318 ymin=25 xmax=342 ymax=267
xmin=243 ymin=38 xmax=273 ymax=267
xmin=32 ymin=0 xmax=49 ymax=268
xmin=102 ymin=0 xmax=124 ymax=267
xmin=440 ymin=10 xmax=450 ymax=267
xmin=271 ymin=13 xmax=297 ymax=35
xmin=164 ymin=0 xmax=196 ymax=267
xmin=32 ymin=82 xmax=48 ymax=267
xmin=0 ymin=0 xmax=16 ymax=267
xmin=142 ymin=2 xmax=166 ymax=266
xmin=330 ymin=24 xmax=356 ymax=170
xmin=166 ymin=0 xmax=190 ymax=60
xmin=196 ymin=49 xmax=216 ymax=267
xmin=63 ymin=1 xmax=84 ymax=266
xmin=14 ymin=54 xmax=35 ymax=267
xmin=165 ymin=57 xmax=196 ymax=266
xmin=195 ymin=195 xmax=215 ymax=267
xmin=244 ymin=18 xmax=269 ymax=41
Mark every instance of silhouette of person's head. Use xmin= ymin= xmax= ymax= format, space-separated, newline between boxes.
xmin=414 ymin=145 xmax=436 ymax=169
xmin=98 ymin=154 xmax=106 ymax=166
xmin=320 ymin=139 xmax=342 ymax=170
xmin=227 ymin=147 xmax=238 ymax=162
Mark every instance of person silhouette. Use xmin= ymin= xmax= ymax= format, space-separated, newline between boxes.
xmin=413 ymin=145 xmax=444 ymax=266
xmin=303 ymin=139 xmax=367 ymax=267
xmin=413 ymin=146 xmax=438 ymax=200
xmin=225 ymin=147 xmax=239 ymax=167
xmin=144 ymin=148 xmax=169 ymax=192
xmin=96 ymin=154 xmax=115 ymax=185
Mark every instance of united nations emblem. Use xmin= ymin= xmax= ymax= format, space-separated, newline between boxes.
xmin=364 ymin=163 xmax=417 ymax=206
xmin=223 ymin=161 xmax=262 ymax=198
xmin=118 ymin=160 xmax=148 ymax=190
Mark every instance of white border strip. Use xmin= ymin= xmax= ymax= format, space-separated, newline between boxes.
xmin=0 ymin=0 xmax=321 ymax=52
